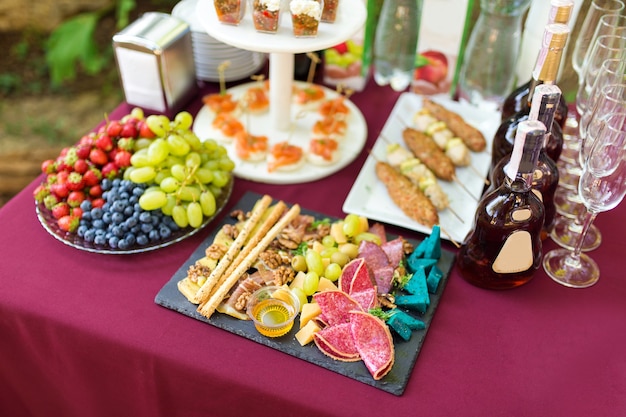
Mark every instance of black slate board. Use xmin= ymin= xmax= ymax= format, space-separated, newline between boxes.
xmin=154 ymin=191 xmax=455 ymax=395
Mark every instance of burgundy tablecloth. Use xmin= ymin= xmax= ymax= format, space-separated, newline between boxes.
xmin=1 ymin=78 xmax=625 ymax=417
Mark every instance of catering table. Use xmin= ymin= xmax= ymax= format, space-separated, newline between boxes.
xmin=1 ymin=77 xmax=625 ymax=417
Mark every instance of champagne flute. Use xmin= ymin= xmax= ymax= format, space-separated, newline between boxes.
xmin=551 ymin=83 xmax=626 ymax=251
xmin=571 ymin=0 xmax=625 ymax=80
xmin=543 ymin=112 xmax=626 ymax=288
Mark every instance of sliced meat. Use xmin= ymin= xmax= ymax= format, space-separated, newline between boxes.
xmin=313 ymin=323 xmax=361 ymax=362
xmin=313 ymin=290 xmax=363 ymax=326
xmin=349 ymin=311 xmax=395 ymax=381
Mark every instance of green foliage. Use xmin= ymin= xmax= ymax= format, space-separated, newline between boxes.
xmin=45 ymin=0 xmax=137 ymax=87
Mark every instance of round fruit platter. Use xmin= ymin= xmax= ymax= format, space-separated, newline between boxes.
xmin=35 ymin=177 xmax=233 ymax=255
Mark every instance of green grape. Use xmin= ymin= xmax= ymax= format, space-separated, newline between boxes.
xmin=199 ymin=190 xmax=216 ymax=216
xmin=174 ymin=111 xmax=193 ymax=130
xmin=160 ymin=176 xmax=180 ymax=193
xmin=202 ymin=160 xmax=220 ymax=171
xmin=342 ymin=213 xmax=361 ymax=237
xmin=291 ymin=255 xmax=307 ymax=273
xmin=171 ymin=164 xmax=187 ymax=182
xmin=194 ymin=167 xmax=214 ymax=184
xmin=147 ymin=138 xmax=169 ymax=165
xmin=130 ymin=107 xmax=144 ymax=120
xmin=187 ymin=201 xmax=204 ymax=228
xmin=320 ymin=246 xmax=338 ymax=259
xmin=208 ymin=184 xmax=223 ymax=198
xmin=305 ymin=250 xmax=324 ymax=277
xmin=178 ymin=185 xmax=201 ymax=201
xmin=185 ymin=152 xmax=202 ymax=169
xmin=181 ymin=130 xmax=203 ymax=150
xmin=303 ymin=271 xmax=320 ymax=296
xmin=162 ymin=155 xmax=185 ymax=168
xmin=291 ymin=287 xmax=308 ymax=312
xmin=219 ymin=157 xmax=235 ymax=172
xmin=146 ymin=115 xmax=169 ymax=137
xmin=324 ymin=263 xmax=342 ymax=282
xmin=123 ymin=167 xmax=134 ymax=181
xmin=338 ymin=243 xmax=359 ymax=259
xmin=203 ymin=138 xmax=218 ymax=152
xmin=134 ymin=138 xmax=152 ymax=151
xmin=129 ymin=166 xmax=157 ymax=183
xmin=212 ymin=170 xmax=230 ymax=187
xmin=154 ymin=168 xmax=171 ymax=185
xmin=130 ymin=149 xmax=151 ymax=167
xmin=139 ymin=190 xmax=167 ymax=210
xmin=322 ymin=235 xmax=336 ymax=248
xmin=161 ymin=195 xmax=177 ymax=216
xmin=354 ymin=232 xmax=382 ymax=246
xmin=172 ymin=204 xmax=189 ymax=228
xmin=166 ymin=133 xmax=190 ymax=156
xmin=330 ymin=251 xmax=350 ymax=268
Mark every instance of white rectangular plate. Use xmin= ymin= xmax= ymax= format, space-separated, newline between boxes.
xmin=343 ymin=93 xmax=501 ymax=243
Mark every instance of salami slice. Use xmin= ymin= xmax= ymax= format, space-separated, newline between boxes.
xmin=358 ymin=240 xmax=396 ymax=294
xmin=349 ymin=287 xmax=378 ymax=311
xmin=368 ymin=222 xmax=387 ymax=244
xmin=313 ymin=323 xmax=361 ymax=362
xmin=338 ymin=258 xmax=361 ymax=294
xmin=313 ymin=290 xmax=363 ymax=326
xmin=339 ymin=257 xmax=375 ymax=295
xmin=349 ymin=311 xmax=395 ymax=381
xmin=382 ymin=237 xmax=405 ymax=268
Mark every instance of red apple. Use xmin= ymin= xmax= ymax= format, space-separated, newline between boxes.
xmin=414 ymin=50 xmax=449 ymax=85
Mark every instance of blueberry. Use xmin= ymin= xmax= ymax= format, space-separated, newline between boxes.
xmin=136 ymin=234 xmax=149 ymax=245
xmin=124 ymin=217 xmax=138 ymax=228
xmin=111 ymin=212 xmax=124 ymax=224
xmin=139 ymin=212 xmax=152 ymax=223
xmin=108 ymin=236 xmax=119 ymax=249
xmin=94 ymin=234 xmax=107 ymax=245
xmin=101 ymin=179 xmax=112 ymax=191
xmin=91 ymin=207 xmax=103 ymax=219
xmin=149 ymin=229 xmax=160 ymax=242
xmin=140 ymin=223 xmax=153 ymax=233
xmin=125 ymin=233 xmax=136 ymax=246
xmin=84 ymin=229 xmax=96 ymax=243
xmin=159 ymin=226 xmax=172 ymax=239
xmin=80 ymin=200 xmax=92 ymax=211
xmin=124 ymin=206 xmax=134 ymax=216
xmin=77 ymin=225 xmax=88 ymax=237
xmin=92 ymin=219 xmax=105 ymax=230
xmin=102 ymin=212 xmax=112 ymax=224
xmin=117 ymin=239 xmax=130 ymax=250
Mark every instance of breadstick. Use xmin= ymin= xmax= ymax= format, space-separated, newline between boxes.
xmin=198 ymin=203 xmax=301 ymax=319
xmin=192 ymin=194 xmax=273 ymax=304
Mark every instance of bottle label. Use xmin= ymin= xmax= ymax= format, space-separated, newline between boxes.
xmin=492 ymin=230 xmax=534 ymax=274
xmin=512 ymin=208 xmax=531 ymax=221
xmin=531 ymin=188 xmax=543 ymax=202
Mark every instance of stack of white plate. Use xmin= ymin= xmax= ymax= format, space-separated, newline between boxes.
xmin=172 ymin=0 xmax=267 ymax=82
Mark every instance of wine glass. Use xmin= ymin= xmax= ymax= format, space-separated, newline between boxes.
xmin=543 ymin=112 xmax=626 ymax=288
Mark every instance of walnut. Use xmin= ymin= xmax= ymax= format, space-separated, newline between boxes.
xmin=205 ymin=243 xmax=227 ymax=260
xmin=187 ymin=262 xmax=212 ymax=284
xmin=378 ymin=294 xmax=396 ymax=309
xmin=230 ymin=209 xmax=246 ymax=222
xmin=234 ymin=292 xmax=251 ymax=311
xmin=273 ymin=265 xmax=295 ymax=286
xmin=221 ymin=223 xmax=239 ymax=240
xmin=258 ymin=249 xmax=286 ymax=269
xmin=275 ymin=226 xmax=303 ymax=250
xmin=402 ymin=238 xmax=414 ymax=255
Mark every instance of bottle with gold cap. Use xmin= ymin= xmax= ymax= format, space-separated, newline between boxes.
xmin=491 ymin=22 xmax=570 ymax=169
xmin=501 ymin=0 xmax=574 ymax=128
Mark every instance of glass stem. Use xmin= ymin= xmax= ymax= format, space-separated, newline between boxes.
xmin=571 ymin=210 xmax=598 ymax=262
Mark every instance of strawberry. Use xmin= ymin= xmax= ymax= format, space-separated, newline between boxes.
xmin=71 ymin=207 xmax=83 ymax=218
xmin=33 ymin=184 xmax=50 ymax=202
xmin=43 ymin=194 xmax=59 ymax=210
xmin=89 ymin=148 xmax=108 ymax=166
xmin=55 ymin=156 xmax=72 ymax=172
xmin=106 ymin=120 xmax=123 ymax=137
xmin=91 ymin=198 xmax=105 ymax=208
xmin=101 ymin=162 xmax=119 ymax=179
xmin=88 ymin=184 xmax=103 ymax=198
xmin=58 ymin=215 xmax=80 ymax=233
xmin=66 ymin=172 xmax=85 ymax=191
xmin=50 ymin=182 xmax=69 ymax=199
xmin=73 ymin=159 xmax=89 ymax=174
xmin=114 ymin=150 xmax=132 ymax=168
xmin=78 ymin=134 xmax=95 ymax=147
xmin=51 ymin=202 xmax=70 ymax=219
xmin=76 ymin=144 xmax=91 ymax=160
xmin=95 ymin=134 xmax=114 ymax=152
xmin=67 ymin=190 xmax=86 ymax=208
xmin=56 ymin=170 xmax=69 ymax=184
xmin=120 ymin=122 xmax=139 ymax=139
xmin=41 ymin=159 xmax=56 ymax=174
xmin=138 ymin=120 xmax=156 ymax=139
xmin=83 ymin=168 xmax=101 ymax=187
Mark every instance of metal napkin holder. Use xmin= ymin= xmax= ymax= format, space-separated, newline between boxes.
xmin=113 ymin=12 xmax=196 ymax=114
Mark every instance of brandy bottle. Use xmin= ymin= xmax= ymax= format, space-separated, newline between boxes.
xmin=491 ymin=23 xmax=569 ymax=170
xmin=491 ymin=84 xmax=562 ymax=241
xmin=500 ymin=0 xmax=574 ymax=128
xmin=457 ymin=120 xmax=546 ymax=290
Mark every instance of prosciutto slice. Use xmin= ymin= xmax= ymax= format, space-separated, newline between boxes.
xmin=349 ymin=311 xmax=395 ymax=381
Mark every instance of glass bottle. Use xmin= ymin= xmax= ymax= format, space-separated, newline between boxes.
xmin=373 ymin=0 xmax=423 ymax=92
xmin=491 ymin=23 xmax=569 ymax=169
xmin=456 ymin=0 xmax=532 ymax=111
xmin=501 ymin=0 xmax=574 ymax=129
xmin=457 ymin=120 xmax=547 ymax=290
xmin=491 ymin=84 xmax=562 ymax=241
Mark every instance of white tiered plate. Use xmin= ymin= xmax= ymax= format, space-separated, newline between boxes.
xmin=193 ymin=81 xmax=368 ymax=184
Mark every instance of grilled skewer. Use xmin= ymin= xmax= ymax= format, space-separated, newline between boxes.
xmin=422 ymin=98 xmax=487 ymax=152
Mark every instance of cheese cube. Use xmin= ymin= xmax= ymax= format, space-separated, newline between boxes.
xmin=299 ymin=302 xmax=321 ymax=328
xmin=295 ymin=320 xmax=322 ymax=346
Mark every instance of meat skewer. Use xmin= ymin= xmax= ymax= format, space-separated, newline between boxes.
xmin=401 ymin=127 xmax=480 ymax=202
xmin=374 ymin=159 xmax=460 ymax=248
xmin=381 ymin=139 xmax=464 ymax=223
xmin=422 ymin=98 xmax=487 ymax=152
